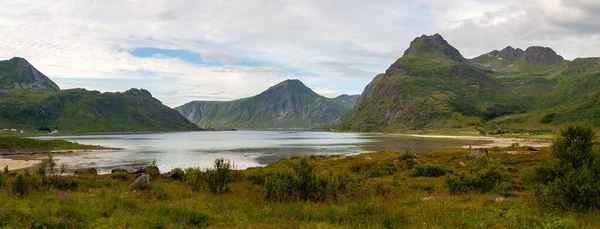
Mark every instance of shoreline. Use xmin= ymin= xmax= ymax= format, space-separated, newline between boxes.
xmin=402 ymin=134 xmax=551 ymax=148
xmin=0 ymin=148 xmax=120 ymax=171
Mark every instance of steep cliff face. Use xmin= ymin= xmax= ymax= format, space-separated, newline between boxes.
xmin=176 ymin=80 xmax=355 ymax=129
xmin=0 ymin=57 xmax=60 ymax=91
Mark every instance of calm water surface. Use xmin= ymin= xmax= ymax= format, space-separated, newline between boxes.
xmin=33 ymin=131 xmax=490 ymax=174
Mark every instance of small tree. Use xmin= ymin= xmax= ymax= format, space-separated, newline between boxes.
xmin=530 ymin=122 xmax=600 ymax=211
xmin=206 ymin=158 xmax=233 ymax=194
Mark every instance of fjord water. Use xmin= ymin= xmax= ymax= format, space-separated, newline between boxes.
xmin=34 ymin=131 xmax=490 ymax=174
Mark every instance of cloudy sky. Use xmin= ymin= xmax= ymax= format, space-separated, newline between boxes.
xmin=0 ymin=0 xmax=598 ymax=107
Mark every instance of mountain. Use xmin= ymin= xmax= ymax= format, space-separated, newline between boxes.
xmin=0 ymin=57 xmax=60 ymax=91
xmin=343 ymin=34 xmax=600 ymax=133
xmin=0 ymin=57 xmax=200 ymax=133
xmin=176 ymin=79 xmax=355 ymax=129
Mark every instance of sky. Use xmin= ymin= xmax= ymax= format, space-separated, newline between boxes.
xmin=0 ymin=0 xmax=599 ymax=107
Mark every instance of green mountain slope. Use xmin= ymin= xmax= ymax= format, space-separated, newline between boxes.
xmin=0 ymin=57 xmax=59 ymax=91
xmin=343 ymin=34 xmax=600 ymax=133
xmin=0 ymin=88 xmax=201 ymax=133
xmin=176 ymin=80 xmax=356 ymax=129
xmin=0 ymin=57 xmax=200 ymax=133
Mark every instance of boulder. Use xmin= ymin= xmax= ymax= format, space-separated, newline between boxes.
xmin=128 ymin=174 xmax=151 ymax=190
xmin=495 ymin=197 xmax=506 ymax=203
xmin=73 ymin=168 xmax=97 ymax=175
xmin=465 ymin=148 xmax=488 ymax=160
xmin=129 ymin=166 xmax=146 ymax=174
xmin=456 ymin=161 xmax=466 ymax=168
xmin=111 ymin=168 xmax=128 ymax=174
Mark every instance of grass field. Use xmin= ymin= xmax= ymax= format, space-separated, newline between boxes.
xmin=0 ymin=144 xmax=598 ymax=228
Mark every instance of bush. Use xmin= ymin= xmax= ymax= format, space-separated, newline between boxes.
xmin=49 ymin=177 xmax=81 ymax=190
xmin=12 ymin=172 xmax=43 ymax=196
xmin=349 ymin=161 xmax=397 ymax=178
xmin=248 ymin=172 xmax=267 ymax=185
xmin=410 ymin=165 xmax=453 ymax=177
xmin=170 ymin=168 xmax=185 ymax=181
xmin=109 ymin=172 xmax=131 ymax=181
xmin=399 ymin=152 xmax=417 ymax=161
xmin=184 ymin=168 xmax=205 ymax=191
xmin=446 ymin=156 xmax=511 ymax=194
xmin=540 ymin=113 xmax=556 ymax=124
xmin=262 ymin=158 xmax=358 ymax=202
xmin=206 ymin=158 xmax=233 ymax=194
xmin=529 ymin=122 xmax=600 ymax=211
xmin=144 ymin=159 xmax=161 ymax=179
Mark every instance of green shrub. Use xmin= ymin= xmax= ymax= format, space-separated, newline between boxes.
xmin=206 ymin=158 xmax=233 ymax=194
xmin=49 ymin=177 xmax=81 ymax=190
xmin=12 ymin=172 xmax=43 ymax=196
xmin=349 ymin=161 xmax=397 ymax=178
xmin=540 ymin=113 xmax=556 ymax=124
xmin=144 ymin=159 xmax=161 ymax=179
xmin=109 ymin=172 xmax=130 ymax=181
xmin=248 ymin=172 xmax=267 ymax=185
xmin=410 ymin=165 xmax=453 ymax=177
xmin=263 ymin=168 xmax=299 ymax=201
xmin=170 ymin=168 xmax=185 ymax=181
xmin=399 ymin=151 xmax=417 ymax=161
xmin=3 ymin=165 xmax=9 ymax=174
xmin=446 ymin=156 xmax=511 ymax=194
xmin=529 ymin=122 xmax=600 ymax=211
xmin=184 ymin=168 xmax=205 ymax=191
xmin=262 ymin=158 xmax=358 ymax=202
xmin=0 ymin=172 xmax=4 ymax=187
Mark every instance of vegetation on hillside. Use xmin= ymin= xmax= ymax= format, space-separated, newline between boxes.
xmin=0 ymin=137 xmax=105 ymax=154
xmin=0 ymin=123 xmax=598 ymax=228
xmin=342 ymin=34 xmax=600 ymax=134
xmin=0 ymin=88 xmax=201 ymax=133
xmin=176 ymin=79 xmax=357 ymax=129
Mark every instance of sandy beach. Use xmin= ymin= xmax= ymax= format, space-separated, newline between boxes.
xmin=404 ymin=134 xmax=551 ymax=148
xmin=0 ymin=157 xmax=41 ymax=171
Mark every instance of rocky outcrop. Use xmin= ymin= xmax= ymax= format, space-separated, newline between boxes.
xmin=497 ymin=46 xmax=524 ymax=62
xmin=73 ymin=168 xmax=98 ymax=175
xmin=523 ymin=46 xmax=565 ymax=65
xmin=111 ymin=168 xmax=129 ymax=174
xmin=465 ymin=148 xmax=488 ymax=160
xmin=128 ymin=174 xmax=151 ymax=190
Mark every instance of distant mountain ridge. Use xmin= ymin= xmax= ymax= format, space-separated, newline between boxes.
xmin=0 ymin=57 xmax=200 ymax=133
xmin=176 ymin=79 xmax=357 ymax=129
xmin=341 ymin=33 xmax=600 ymax=133
xmin=0 ymin=57 xmax=60 ymax=91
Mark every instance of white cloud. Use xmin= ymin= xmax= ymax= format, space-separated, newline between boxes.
xmin=0 ymin=0 xmax=598 ymax=106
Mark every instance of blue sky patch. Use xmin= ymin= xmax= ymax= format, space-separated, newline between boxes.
xmin=127 ymin=47 xmax=312 ymax=76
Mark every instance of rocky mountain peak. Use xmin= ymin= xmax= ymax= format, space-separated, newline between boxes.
xmin=523 ymin=46 xmax=565 ymax=65
xmin=0 ymin=57 xmax=60 ymax=91
xmin=497 ymin=46 xmax=524 ymax=62
xmin=403 ymin=34 xmax=464 ymax=62
xmin=262 ymin=79 xmax=319 ymax=97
